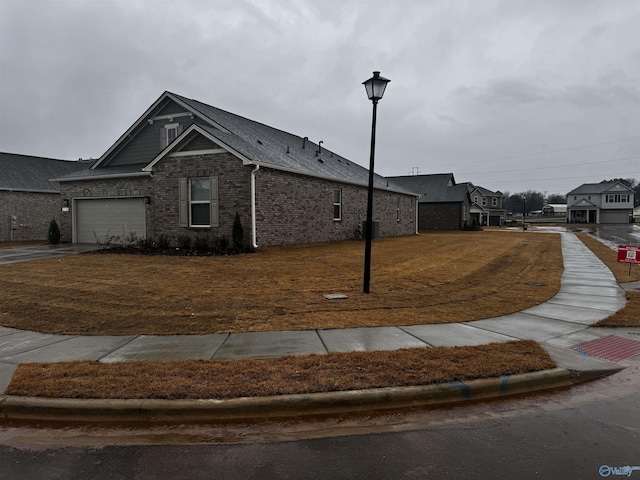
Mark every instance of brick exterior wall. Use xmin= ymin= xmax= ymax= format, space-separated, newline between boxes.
xmin=418 ymin=202 xmax=463 ymax=230
xmin=0 ymin=191 xmax=63 ymax=242
xmin=255 ymin=167 xmax=416 ymax=246
xmin=59 ymin=152 xmax=417 ymax=247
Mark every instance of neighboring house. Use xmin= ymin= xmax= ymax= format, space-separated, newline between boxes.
xmin=53 ymin=91 xmax=418 ymax=247
xmin=542 ymin=204 xmax=567 ymax=217
xmin=634 ymin=206 xmax=640 ymax=223
xmin=467 ymin=185 xmax=505 ymax=226
xmin=0 ymin=152 xmax=89 ymax=242
xmin=567 ymin=182 xmax=635 ymax=224
xmin=387 ymin=173 xmax=471 ymax=230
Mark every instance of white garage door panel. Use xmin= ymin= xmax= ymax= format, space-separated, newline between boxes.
xmin=600 ymin=210 xmax=629 ymax=224
xmin=76 ymin=198 xmax=146 ymax=244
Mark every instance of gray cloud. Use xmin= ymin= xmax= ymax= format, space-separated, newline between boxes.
xmin=1 ymin=0 xmax=638 ymax=195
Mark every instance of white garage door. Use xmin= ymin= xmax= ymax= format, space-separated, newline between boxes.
xmin=600 ymin=210 xmax=630 ymax=224
xmin=75 ymin=198 xmax=146 ymax=244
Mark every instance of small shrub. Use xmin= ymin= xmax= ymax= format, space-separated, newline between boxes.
xmin=216 ymin=235 xmax=229 ymax=253
xmin=48 ymin=219 xmax=61 ymax=245
xmin=156 ymin=234 xmax=171 ymax=249
xmin=193 ymin=236 xmax=209 ymax=252
xmin=177 ymin=235 xmax=192 ymax=250
xmin=232 ymin=212 xmax=244 ymax=251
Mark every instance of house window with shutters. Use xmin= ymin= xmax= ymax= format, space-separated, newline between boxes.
xmin=161 ymin=123 xmax=183 ymax=149
xmin=179 ymin=177 xmax=219 ymax=228
xmin=333 ymin=189 xmax=342 ymax=221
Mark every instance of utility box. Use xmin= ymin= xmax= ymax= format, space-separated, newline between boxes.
xmin=10 ymin=215 xmax=17 ymax=230
xmin=362 ymin=220 xmax=380 ymax=240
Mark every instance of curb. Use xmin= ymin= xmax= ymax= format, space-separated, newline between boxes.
xmin=0 ymin=367 xmax=615 ymax=424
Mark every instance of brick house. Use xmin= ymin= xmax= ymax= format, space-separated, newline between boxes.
xmin=387 ymin=173 xmax=471 ymax=230
xmin=0 ymin=152 xmax=89 ymax=242
xmin=54 ymin=91 xmax=418 ymax=247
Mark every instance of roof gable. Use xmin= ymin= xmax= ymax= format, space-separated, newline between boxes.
xmin=83 ymin=91 xmax=416 ymax=194
xmin=567 ymin=181 xmax=634 ymax=195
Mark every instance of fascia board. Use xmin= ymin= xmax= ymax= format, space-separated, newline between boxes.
xmin=53 ymin=171 xmax=152 ymax=182
xmin=0 ymin=187 xmax=58 ymax=194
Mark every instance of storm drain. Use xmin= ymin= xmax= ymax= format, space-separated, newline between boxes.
xmin=570 ymin=335 xmax=640 ymax=362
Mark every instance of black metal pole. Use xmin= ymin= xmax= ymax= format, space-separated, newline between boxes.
xmin=363 ymin=99 xmax=378 ymax=294
xmin=522 ymin=197 xmax=526 ymax=231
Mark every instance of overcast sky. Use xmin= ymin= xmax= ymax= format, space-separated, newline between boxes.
xmin=1 ymin=0 xmax=639 ymax=195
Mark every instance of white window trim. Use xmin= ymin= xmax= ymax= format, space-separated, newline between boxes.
xmin=333 ymin=189 xmax=342 ymax=221
xmin=189 ymin=177 xmax=211 ymax=228
xmin=166 ymin=123 xmax=179 ymax=145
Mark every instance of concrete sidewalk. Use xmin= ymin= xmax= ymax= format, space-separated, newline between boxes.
xmin=0 ymin=232 xmax=638 ymax=420
xmin=0 ymin=243 xmax=101 ymax=265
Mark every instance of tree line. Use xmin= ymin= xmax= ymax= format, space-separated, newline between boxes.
xmin=502 ymin=178 xmax=640 ymax=215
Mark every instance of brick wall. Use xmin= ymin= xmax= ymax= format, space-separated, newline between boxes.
xmin=58 ymin=153 xmax=417 ymax=247
xmin=418 ymin=202 xmax=463 ymax=230
xmin=151 ymin=152 xmax=252 ymax=246
xmin=255 ymin=167 xmax=416 ymax=246
xmin=0 ymin=191 xmax=62 ymax=242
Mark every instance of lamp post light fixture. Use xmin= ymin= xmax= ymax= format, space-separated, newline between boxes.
xmin=362 ymin=71 xmax=390 ymax=294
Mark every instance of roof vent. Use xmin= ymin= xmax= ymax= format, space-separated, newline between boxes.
xmin=318 ymin=140 xmax=323 ymax=154
xmin=302 ymin=137 xmax=308 ymax=149
xmin=318 ymin=158 xmax=324 ymax=163
xmin=286 ymin=145 xmax=290 ymax=154
xmin=257 ymin=140 xmax=263 ymax=145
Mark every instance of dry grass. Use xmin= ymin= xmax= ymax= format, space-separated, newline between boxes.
xmin=7 ymin=340 xmax=555 ymax=399
xmin=0 ymin=231 xmax=562 ymax=335
xmin=596 ymin=292 xmax=640 ymax=327
xmin=576 ymin=234 xmax=640 ymax=283
xmin=576 ymin=234 xmax=640 ymax=328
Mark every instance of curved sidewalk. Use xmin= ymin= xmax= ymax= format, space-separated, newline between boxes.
xmin=0 ymin=232 xmax=636 ymax=404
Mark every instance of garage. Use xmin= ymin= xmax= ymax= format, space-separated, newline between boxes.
xmin=75 ymin=198 xmax=146 ymax=244
xmin=600 ymin=210 xmax=630 ymax=224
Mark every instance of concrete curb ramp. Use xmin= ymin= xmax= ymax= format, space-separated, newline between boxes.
xmin=0 ymin=367 xmax=622 ymax=423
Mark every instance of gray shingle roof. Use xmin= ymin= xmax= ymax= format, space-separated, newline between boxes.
xmin=0 ymin=152 xmax=91 ymax=192
xmin=567 ymin=181 xmax=633 ymax=195
xmin=386 ymin=174 xmax=469 ymax=203
xmin=172 ymin=93 xmax=411 ymax=193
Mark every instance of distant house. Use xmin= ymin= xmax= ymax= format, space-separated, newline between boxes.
xmin=467 ymin=185 xmax=505 ymax=227
xmin=634 ymin=206 xmax=640 ymax=223
xmin=53 ymin=91 xmax=418 ymax=247
xmin=542 ymin=204 xmax=567 ymax=217
xmin=567 ymin=181 xmax=634 ymax=224
xmin=0 ymin=152 xmax=89 ymax=242
xmin=387 ymin=173 xmax=471 ymax=230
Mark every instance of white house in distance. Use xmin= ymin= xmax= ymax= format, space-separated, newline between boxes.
xmin=567 ymin=181 xmax=635 ymax=224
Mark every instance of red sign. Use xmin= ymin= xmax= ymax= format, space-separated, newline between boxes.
xmin=618 ymin=245 xmax=640 ymax=264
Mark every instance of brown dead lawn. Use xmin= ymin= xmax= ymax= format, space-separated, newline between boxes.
xmin=576 ymin=234 xmax=640 ymax=328
xmin=7 ymin=340 xmax=555 ymax=400
xmin=0 ymin=231 xmax=562 ymax=335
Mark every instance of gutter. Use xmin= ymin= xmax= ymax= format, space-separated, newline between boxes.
xmin=251 ymin=164 xmax=260 ymax=249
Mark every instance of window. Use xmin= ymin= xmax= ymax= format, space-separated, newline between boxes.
xmin=179 ymin=176 xmax=218 ymax=228
xmin=482 ymin=197 xmax=487 ymax=206
xmin=492 ymin=197 xmax=497 ymax=207
xmin=190 ymin=178 xmax=211 ymax=226
xmin=474 ymin=196 xmax=478 ymax=204
xmin=161 ymin=123 xmax=182 ymax=149
xmin=333 ymin=189 xmax=342 ymax=221
xmin=606 ymin=194 xmax=629 ymax=203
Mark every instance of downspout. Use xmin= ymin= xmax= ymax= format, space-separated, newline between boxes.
xmin=251 ymin=164 xmax=260 ymax=249
xmin=415 ymin=197 xmax=419 ymax=234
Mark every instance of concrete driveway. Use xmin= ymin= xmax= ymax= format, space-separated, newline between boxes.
xmin=0 ymin=244 xmax=101 ymax=265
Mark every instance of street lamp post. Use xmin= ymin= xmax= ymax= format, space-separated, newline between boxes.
xmin=362 ymin=71 xmax=390 ymax=294
xmin=523 ymin=196 xmax=527 ymax=231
